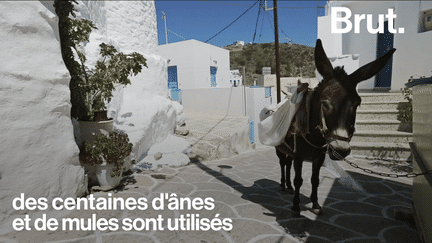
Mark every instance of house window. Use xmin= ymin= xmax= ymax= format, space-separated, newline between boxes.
xmin=210 ymin=66 xmax=217 ymax=87
xmin=419 ymin=9 xmax=432 ymax=33
xmin=265 ymin=87 xmax=271 ymax=98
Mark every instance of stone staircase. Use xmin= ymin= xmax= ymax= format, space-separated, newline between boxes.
xmin=351 ymin=93 xmax=413 ymax=161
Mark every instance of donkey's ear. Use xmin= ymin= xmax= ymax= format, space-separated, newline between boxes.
xmin=315 ymin=39 xmax=334 ymax=80
xmin=348 ymin=49 xmax=396 ymax=85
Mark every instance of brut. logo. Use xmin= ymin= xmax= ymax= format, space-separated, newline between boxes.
xmin=331 ymin=7 xmax=405 ymax=34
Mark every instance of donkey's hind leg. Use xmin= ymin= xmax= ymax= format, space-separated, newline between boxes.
xmin=276 ymin=149 xmax=294 ymax=194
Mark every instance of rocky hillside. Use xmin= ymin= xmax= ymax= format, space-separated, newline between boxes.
xmin=224 ymin=42 xmax=315 ymax=86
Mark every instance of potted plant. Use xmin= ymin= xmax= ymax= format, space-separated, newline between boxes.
xmin=68 ymin=14 xmax=147 ymax=144
xmin=80 ymin=131 xmax=133 ymax=187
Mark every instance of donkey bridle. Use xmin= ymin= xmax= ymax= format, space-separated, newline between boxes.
xmin=303 ymin=102 xmax=354 ymax=148
xmin=313 ymin=102 xmax=353 ymax=146
xmin=284 ymin=99 xmax=354 ymax=153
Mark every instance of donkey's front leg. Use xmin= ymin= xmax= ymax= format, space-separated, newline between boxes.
xmin=283 ymin=156 xmax=294 ymax=194
xmin=291 ymin=157 xmax=303 ymax=217
xmin=276 ymin=149 xmax=294 ymax=194
xmin=310 ymin=153 xmax=326 ymax=215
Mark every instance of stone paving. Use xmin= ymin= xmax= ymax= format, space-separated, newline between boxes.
xmin=0 ymin=112 xmax=421 ymax=242
xmin=0 ymin=147 xmax=420 ymax=243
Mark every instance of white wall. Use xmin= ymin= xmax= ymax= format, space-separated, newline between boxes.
xmin=75 ymin=1 xmax=183 ymax=165
xmin=245 ymin=87 xmax=275 ymax=147
xmin=182 ymin=87 xmax=246 ymax=117
xmin=318 ymin=15 xmax=343 ymax=57
xmin=180 ymin=86 xmax=276 ymax=147
xmin=0 ymin=1 xmax=86 ymax=228
xmin=412 ymin=82 xmax=432 ymax=170
xmin=158 ymin=40 xmax=195 ymax=89
xmin=318 ymin=1 xmax=432 ymax=91
xmin=392 ymin=1 xmax=432 ymax=91
xmin=158 ymin=39 xmax=230 ymax=89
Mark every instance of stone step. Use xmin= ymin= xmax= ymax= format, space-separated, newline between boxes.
xmin=349 ymin=94 xmax=412 ymax=161
xmin=358 ymin=101 xmax=409 ymax=111
xmin=351 ymin=130 xmax=412 ymax=143
xmin=350 ymin=142 xmax=412 ymax=161
xmin=355 ymin=120 xmax=412 ymax=132
xmin=359 ymin=93 xmax=406 ymax=103
xmin=356 ymin=110 xmax=399 ymax=120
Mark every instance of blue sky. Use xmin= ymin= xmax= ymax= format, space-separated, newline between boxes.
xmin=155 ymin=1 xmax=327 ymax=47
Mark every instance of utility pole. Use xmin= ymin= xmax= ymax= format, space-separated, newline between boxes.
xmin=243 ymin=66 xmax=246 ymax=85
xmin=162 ymin=11 xmax=168 ymax=44
xmin=273 ymin=0 xmax=281 ymax=103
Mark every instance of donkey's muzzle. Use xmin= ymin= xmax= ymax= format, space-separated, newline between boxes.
xmin=328 ymin=139 xmax=351 ymax=160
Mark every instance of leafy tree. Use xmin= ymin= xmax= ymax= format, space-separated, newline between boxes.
xmin=55 ymin=0 xmax=147 ymax=121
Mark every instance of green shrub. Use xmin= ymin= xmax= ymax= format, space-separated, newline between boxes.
xmin=397 ymin=77 xmax=414 ymax=124
xmin=55 ymin=0 xmax=147 ymax=121
xmin=81 ymin=131 xmax=133 ymax=177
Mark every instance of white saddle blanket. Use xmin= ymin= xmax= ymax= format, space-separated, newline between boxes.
xmin=258 ymin=90 xmax=306 ymax=146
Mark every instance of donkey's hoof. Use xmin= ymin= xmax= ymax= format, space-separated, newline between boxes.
xmin=291 ymin=210 xmax=301 ymax=217
xmin=311 ymin=208 xmax=322 ymax=215
xmin=311 ymin=203 xmax=322 ymax=215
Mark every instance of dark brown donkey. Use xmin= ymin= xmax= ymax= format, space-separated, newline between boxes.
xmin=275 ymin=39 xmax=396 ymax=216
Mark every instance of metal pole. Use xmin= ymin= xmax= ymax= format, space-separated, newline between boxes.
xmin=242 ymin=66 xmax=247 ymax=116
xmin=243 ymin=66 xmax=246 ymax=86
xmin=162 ymin=11 xmax=168 ymax=44
xmin=273 ymin=0 xmax=281 ymax=103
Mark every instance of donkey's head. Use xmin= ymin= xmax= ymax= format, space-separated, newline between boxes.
xmin=314 ymin=39 xmax=396 ymax=160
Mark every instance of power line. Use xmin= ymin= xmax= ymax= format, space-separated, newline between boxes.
xmin=167 ymin=29 xmax=187 ymax=40
xmin=199 ymin=0 xmax=259 ymax=8
xmin=201 ymin=0 xmax=324 ymax=10
xmin=279 ymin=27 xmax=292 ymax=43
xmin=252 ymin=0 xmax=264 ymax=44
xmin=205 ymin=0 xmax=260 ymax=43
xmin=264 ymin=9 xmax=292 ymax=44
xmin=258 ymin=7 xmax=267 ymax=43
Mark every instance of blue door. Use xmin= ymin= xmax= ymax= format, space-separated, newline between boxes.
xmin=168 ymin=66 xmax=178 ymax=90
xmin=375 ymin=21 xmax=394 ymax=90
xmin=168 ymin=66 xmax=181 ymax=102
xmin=210 ymin=66 xmax=217 ymax=87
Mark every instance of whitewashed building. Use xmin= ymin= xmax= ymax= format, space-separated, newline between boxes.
xmin=317 ymin=1 xmax=432 ymax=91
xmin=158 ymin=39 xmax=231 ymax=91
xmin=258 ymin=75 xmax=319 ymax=93
xmin=0 ymin=0 xmax=184 ymax=225
xmin=233 ymin=40 xmax=245 ymax=46
xmin=230 ymin=70 xmax=243 ymax=86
